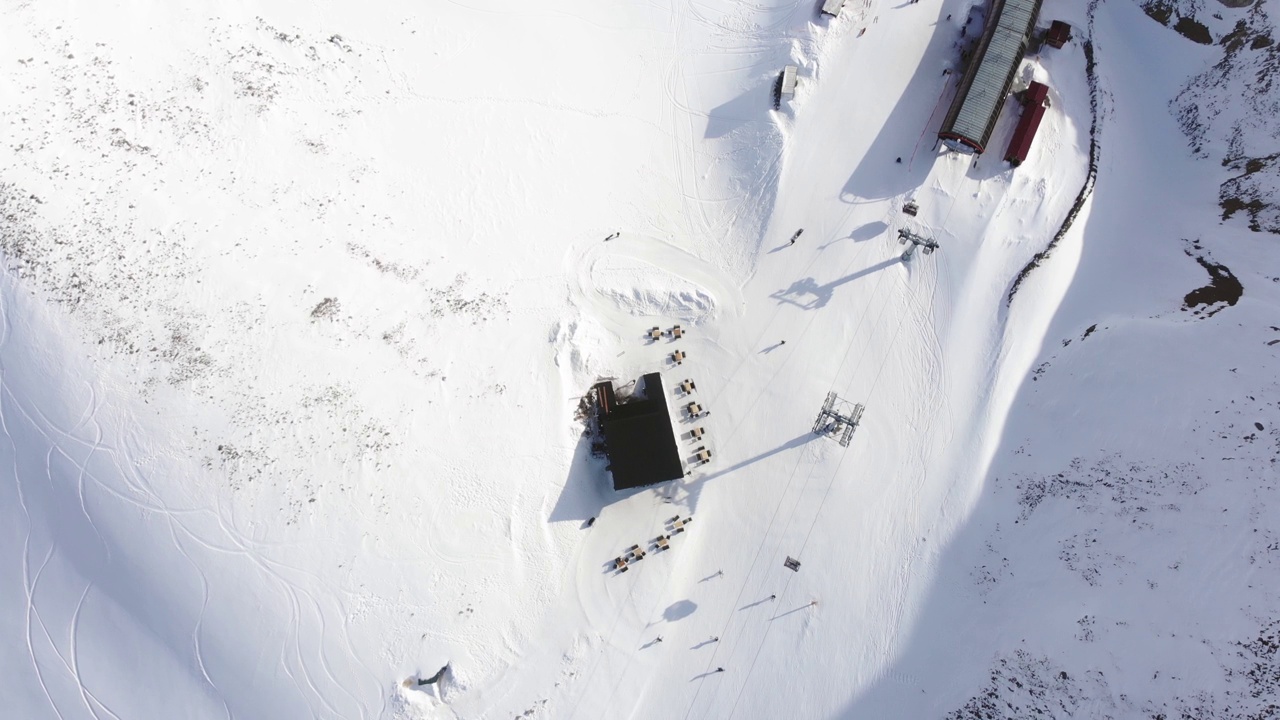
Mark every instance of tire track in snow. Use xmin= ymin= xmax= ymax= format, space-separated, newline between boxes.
xmin=0 ymin=349 xmax=367 ymax=720
xmin=0 ymin=289 xmax=64 ymax=719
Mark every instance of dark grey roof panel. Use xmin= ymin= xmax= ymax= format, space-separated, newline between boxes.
xmin=940 ymin=0 xmax=1043 ymax=152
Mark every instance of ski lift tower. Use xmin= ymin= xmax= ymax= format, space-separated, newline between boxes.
xmin=812 ymin=392 xmax=865 ymax=447
xmin=898 ymin=228 xmax=939 ymax=262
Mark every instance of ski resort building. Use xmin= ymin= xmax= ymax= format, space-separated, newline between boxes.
xmin=595 ymin=373 xmax=684 ymax=490
xmin=1045 ymin=20 xmax=1072 ymax=49
xmin=938 ymin=0 xmax=1043 ymax=154
xmin=1005 ymin=81 xmax=1050 ymax=166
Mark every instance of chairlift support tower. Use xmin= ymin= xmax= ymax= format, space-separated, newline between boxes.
xmin=812 ymin=392 xmax=865 ymax=447
xmin=897 ymin=229 xmax=939 ymax=262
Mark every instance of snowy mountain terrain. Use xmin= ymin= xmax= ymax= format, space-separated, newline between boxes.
xmin=0 ymin=0 xmax=1276 ymax=719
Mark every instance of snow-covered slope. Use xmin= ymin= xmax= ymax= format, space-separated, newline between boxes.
xmin=0 ymin=0 xmax=1275 ymax=719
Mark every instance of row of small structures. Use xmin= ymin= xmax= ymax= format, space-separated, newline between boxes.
xmin=611 ymin=515 xmax=694 ymax=573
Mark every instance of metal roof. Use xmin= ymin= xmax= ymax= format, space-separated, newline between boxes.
xmin=940 ymin=0 xmax=1043 ymax=153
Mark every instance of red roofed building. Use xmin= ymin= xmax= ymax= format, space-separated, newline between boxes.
xmin=1046 ymin=20 xmax=1072 ymax=49
xmin=1005 ymin=81 xmax=1050 ymax=167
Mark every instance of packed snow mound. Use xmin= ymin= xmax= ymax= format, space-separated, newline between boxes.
xmin=590 ymin=254 xmax=718 ymax=322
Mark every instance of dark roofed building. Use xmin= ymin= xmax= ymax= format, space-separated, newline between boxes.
xmin=939 ymin=0 xmax=1044 ymax=155
xmin=595 ymin=373 xmax=683 ymax=490
xmin=1045 ymin=20 xmax=1071 ymax=49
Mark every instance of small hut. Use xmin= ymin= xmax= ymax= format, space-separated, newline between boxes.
xmin=1045 ymin=20 xmax=1071 ymax=49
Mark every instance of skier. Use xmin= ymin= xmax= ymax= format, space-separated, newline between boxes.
xmin=895 ymin=157 xmax=902 ymax=163
xmin=657 ymin=636 xmax=664 ymax=643
xmin=715 ymin=667 xmax=725 ymax=673
xmin=779 ymin=341 xmax=786 ymax=346
xmin=711 ymin=636 xmax=720 ymax=642
xmin=769 ymin=594 xmax=776 ymax=600
xmin=586 ymin=516 xmax=597 ymax=528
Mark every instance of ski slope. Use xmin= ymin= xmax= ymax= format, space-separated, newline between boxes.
xmin=1 ymin=0 xmax=1277 ymax=719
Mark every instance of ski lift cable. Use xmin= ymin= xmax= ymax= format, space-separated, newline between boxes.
xmin=688 ymin=174 xmax=947 ymax=720
xmin=682 ymin=272 xmax=904 ymax=713
xmin=725 ymin=274 xmax=934 ymax=719
xmin=693 ymin=183 xmax=886 ymax=423
xmin=679 ymin=237 xmax=889 ymax=718
xmin=688 ymin=259 xmax=922 ymax=716
xmin=691 ymin=223 xmax=890 ymax=479
xmin=824 ymin=267 xmax=904 ymax=398
xmin=679 ymin=455 xmax=813 ymax=720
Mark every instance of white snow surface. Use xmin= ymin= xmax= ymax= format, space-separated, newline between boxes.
xmin=1 ymin=0 xmax=1277 ymax=719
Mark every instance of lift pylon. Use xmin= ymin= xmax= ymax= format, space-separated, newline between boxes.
xmin=812 ymin=392 xmax=865 ymax=447
xmin=897 ymin=228 xmax=939 ymax=261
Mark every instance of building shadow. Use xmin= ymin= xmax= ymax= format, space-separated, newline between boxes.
xmin=705 ymin=78 xmax=775 ymax=139
xmin=547 ymin=430 xmax=618 ymax=524
xmin=840 ymin=9 xmax=961 ymax=202
xmin=770 ymin=256 xmax=901 ymax=310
